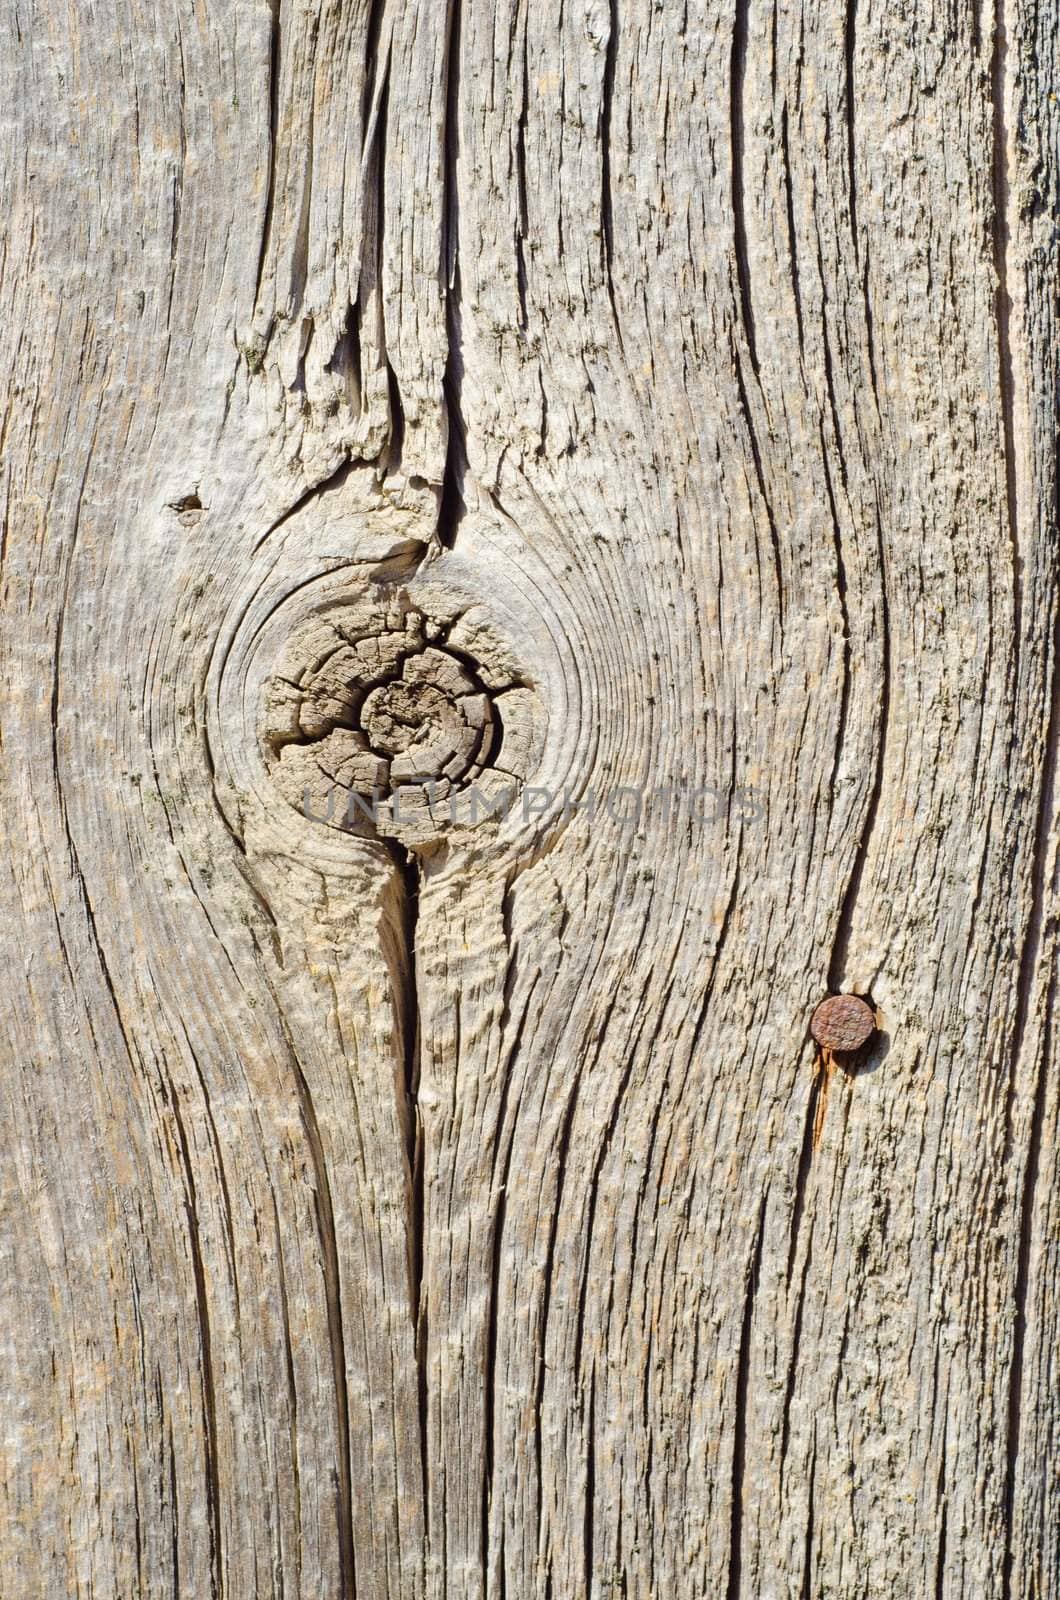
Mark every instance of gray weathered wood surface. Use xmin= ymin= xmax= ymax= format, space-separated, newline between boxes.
xmin=1 ymin=0 xmax=1058 ymax=1594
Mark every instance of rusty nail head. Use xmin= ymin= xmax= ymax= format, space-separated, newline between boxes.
xmin=810 ymin=993 xmax=876 ymax=1053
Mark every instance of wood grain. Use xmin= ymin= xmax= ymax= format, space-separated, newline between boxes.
xmin=1 ymin=0 xmax=1057 ymax=1594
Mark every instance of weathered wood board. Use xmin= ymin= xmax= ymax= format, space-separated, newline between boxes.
xmin=1 ymin=0 xmax=1058 ymax=1594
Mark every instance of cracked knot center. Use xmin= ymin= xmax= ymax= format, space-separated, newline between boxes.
xmin=261 ymin=592 xmax=543 ymax=845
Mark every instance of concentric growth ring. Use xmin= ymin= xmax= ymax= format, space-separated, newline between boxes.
xmin=261 ymin=592 xmax=542 ymax=847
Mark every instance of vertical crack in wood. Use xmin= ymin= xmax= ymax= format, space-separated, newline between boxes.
xmin=798 ymin=1433 xmax=817 ymax=1600
xmin=820 ymin=422 xmax=852 ymax=810
xmin=934 ymin=1486 xmax=948 ymax=1600
xmin=253 ymin=0 xmax=281 ymax=311
xmin=386 ymin=351 xmax=406 ymax=471
xmin=726 ymin=1197 xmax=767 ymax=1600
xmin=991 ymin=0 xmax=1022 ymax=677
xmin=482 ymin=1158 xmax=506 ymax=1588
xmin=169 ymin=1433 xmax=181 ymax=1595
xmin=583 ymin=1376 xmax=597 ymax=1597
xmin=785 ymin=1077 xmax=820 ymax=1285
xmin=599 ymin=0 xmax=622 ymax=345
xmin=442 ymin=0 xmax=462 ymax=291
xmin=169 ymin=40 xmax=187 ymax=299
xmin=780 ymin=105 xmax=804 ymax=357
xmin=729 ymin=0 xmax=758 ymax=378
xmin=439 ymin=0 xmax=466 ymax=550
xmin=859 ymin=242 xmax=881 ymax=414
xmin=268 ymin=1185 xmax=305 ymax=1583
xmin=817 ymin=260 xmax=850 ymax=493
xmin=362 ymin=0 xmax=389 ymax=134
xmin=361 ymin=7 xmax=391 ymax=265
xmin=779 ymin=1245 xmax=814 ymax=1494
xmin=842 ymin=0 xmax=859 ymax=265
xmin=827 ymin=500 xmax=891 ymax=992
xmin=482 ymin=880 xmax=521 ymax=1589
xmin=337 ymin=298 xmax=365 ymax=414
xmin=168 ymin=1085 xmax=223 ymax=1599
xmin=845 ymin=20 xmax=882 ymax=430
xmin=514 ymin=20 xmax=530 ymax=332
xmin=731 ymin=335 xmax=784 ymax=625
xmin=393 ymin=845 xmax=430 ymax=1522
xmin=438 ymin=364 xmax=465 ymax=550
xmin=534 ymin=1073 xmax=586 ymax=1567
xmin=372 ymin=57 xmax=404 ymax=472
xmin=352 ymin=0 xmax=396 ymax=460
xmin=287 ymin=1041 xmax=358 ymax=1598
xmin=290 ymin=36 xmax=316 ymax=319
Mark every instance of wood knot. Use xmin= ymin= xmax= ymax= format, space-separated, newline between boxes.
xmin=260 ymin=592 xmax=543 ymax=848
